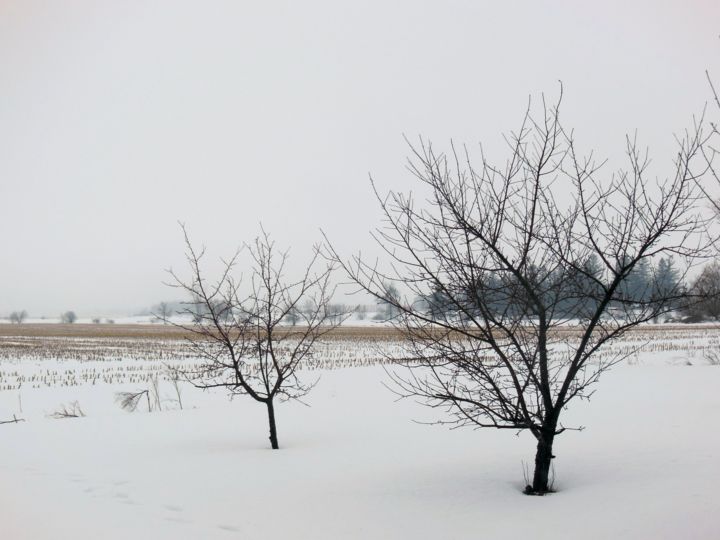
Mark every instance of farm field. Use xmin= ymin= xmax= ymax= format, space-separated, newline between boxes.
xmin=1 ymin=324 xmax=720 ymax=539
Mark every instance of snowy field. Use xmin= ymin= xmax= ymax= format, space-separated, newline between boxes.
xmin=1 ymin=326 xmax=720 ymax=539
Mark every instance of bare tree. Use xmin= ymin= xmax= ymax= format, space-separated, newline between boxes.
xmin=326 ymin=92 xmax=709 ymax=494
xmin=60 ymin=311 xmax=77 ymax=324
xmin=284 ymin=305 xmax=301 ymax=326
xmin=9 ymin=310 xmax=27 ymax=324
xmin=189 ymin=293 xmax=208 ymax=323
xmin=155 ymin=301 xmax=172 ymax=323
xmin=326 ymin=303 xmax=350 ymax=325
xmin=684 ymin=260 xmax=720 ymax=321
xmin=377 ymin=283 xmax=401 ymax=321
xmin=48 ymin=401 xmax=86 ymax=419
xmin=168 ymin=225 xmax=344 ymax=449
xmin=699 ymin=71 xmax=720 ymax=218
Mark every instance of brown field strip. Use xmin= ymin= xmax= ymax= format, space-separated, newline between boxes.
xmin=0 ymin=323 xmax=406 ymax=341
xmin=0 ymin=323 xmax=718 ymax=342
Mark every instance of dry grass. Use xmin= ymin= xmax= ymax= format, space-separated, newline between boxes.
xmin=0 ymin=323 xmax=406 ymax=341
xmin=0 ymin=322 xmax=717 ymax=341
xmin=0 ymin=323 xmax=718 ymax=390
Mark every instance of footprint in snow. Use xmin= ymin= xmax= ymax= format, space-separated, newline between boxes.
xmin=164 ymin=516 xmax=191 ymax=524
xmin=218 ymin=524 xmax=240 ymax=532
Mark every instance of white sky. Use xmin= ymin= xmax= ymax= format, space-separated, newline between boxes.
xmin=1 ymin=0 xmax=719 ymax=316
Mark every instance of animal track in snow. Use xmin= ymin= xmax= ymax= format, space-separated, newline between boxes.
xmin=217 ymin=524 xmax=240 ymax=532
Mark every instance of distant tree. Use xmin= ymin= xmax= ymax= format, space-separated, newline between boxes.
xmin=618 ymin=257 xmax=652 ymax=306
xmin=155 ymin=301 xmax=172 ymax=323
xmin=188 ymin=294 xmax=208 ymax=323
xmin=60 ymin=311 xmax=77 ymax=324
xmin=633 ymin=258 xmax=653 ymax=302
xmin=377 ymin=283 xmax=401 ymax=320
xmin=424 ymin=284 xmax=453 ymax=322
xmin=210 ymin=299 xmax=233 ymax=323
xmin=301 ymin=298 xmax=316 ymax=319
xmin=554 ymin=255 xmax=605 ymax=320
xmin=284 ymin=305 xmax=301 ymax=326
xmin=355 ymin=304 xmax=368 ymax=321
xmin=91 ymin=317 xmax=101 ymax=324
xmin=326 ymin=303 xmax=348 ymax=325
xmin=653 ymin=257 xmax=680 ymax=295
xmin=169 ymin=226 xmax=345 ymax=449
xmin=685 ymin=261 xmax=720 ymax=321
xmin=651 ymin=256 xmax=682 ymax=321
xmin=9 ymin=310 xmax=27 ymax=324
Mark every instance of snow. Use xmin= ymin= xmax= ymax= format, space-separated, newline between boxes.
xmin=1 ymin=331 xmax=720 ymax=539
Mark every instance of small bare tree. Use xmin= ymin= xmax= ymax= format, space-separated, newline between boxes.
xmin=60 ymin=311 xmax=77 ymax=324
xmin=327 ymin=92 xmax=709 ymax=494
xmin=168 ymin=226 xmax=343 ymax=449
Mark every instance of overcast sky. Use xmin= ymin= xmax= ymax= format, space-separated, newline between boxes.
xmin=1 ymin=0 xmax=719 ymax=316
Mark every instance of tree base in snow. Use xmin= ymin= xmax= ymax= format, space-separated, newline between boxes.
xmin=523 ymin=485 xmax=555 ymax=496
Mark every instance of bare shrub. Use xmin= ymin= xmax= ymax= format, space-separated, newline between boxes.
xmin=48 ymin=401 xmax=85 ymax=419
xmin=115 ymin=389 xmax=151 ymax=412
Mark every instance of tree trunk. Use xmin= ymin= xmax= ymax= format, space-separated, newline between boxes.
xmin=266 ymin=399 xmax=279 ymax=450
xmin=528 ymin=433 xmax=555 ymax=494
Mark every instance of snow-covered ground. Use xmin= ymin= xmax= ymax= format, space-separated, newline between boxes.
xmin=1 ymin=330 xmax=719 ymax=539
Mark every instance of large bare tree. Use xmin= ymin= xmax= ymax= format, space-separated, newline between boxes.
xmin=699 ymin=71 xmax=720 ymax=217
xmin=169 ymin=226 xmax=344 ymax=449
xmin=327 ymin=92 xmax=709 ymax=494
